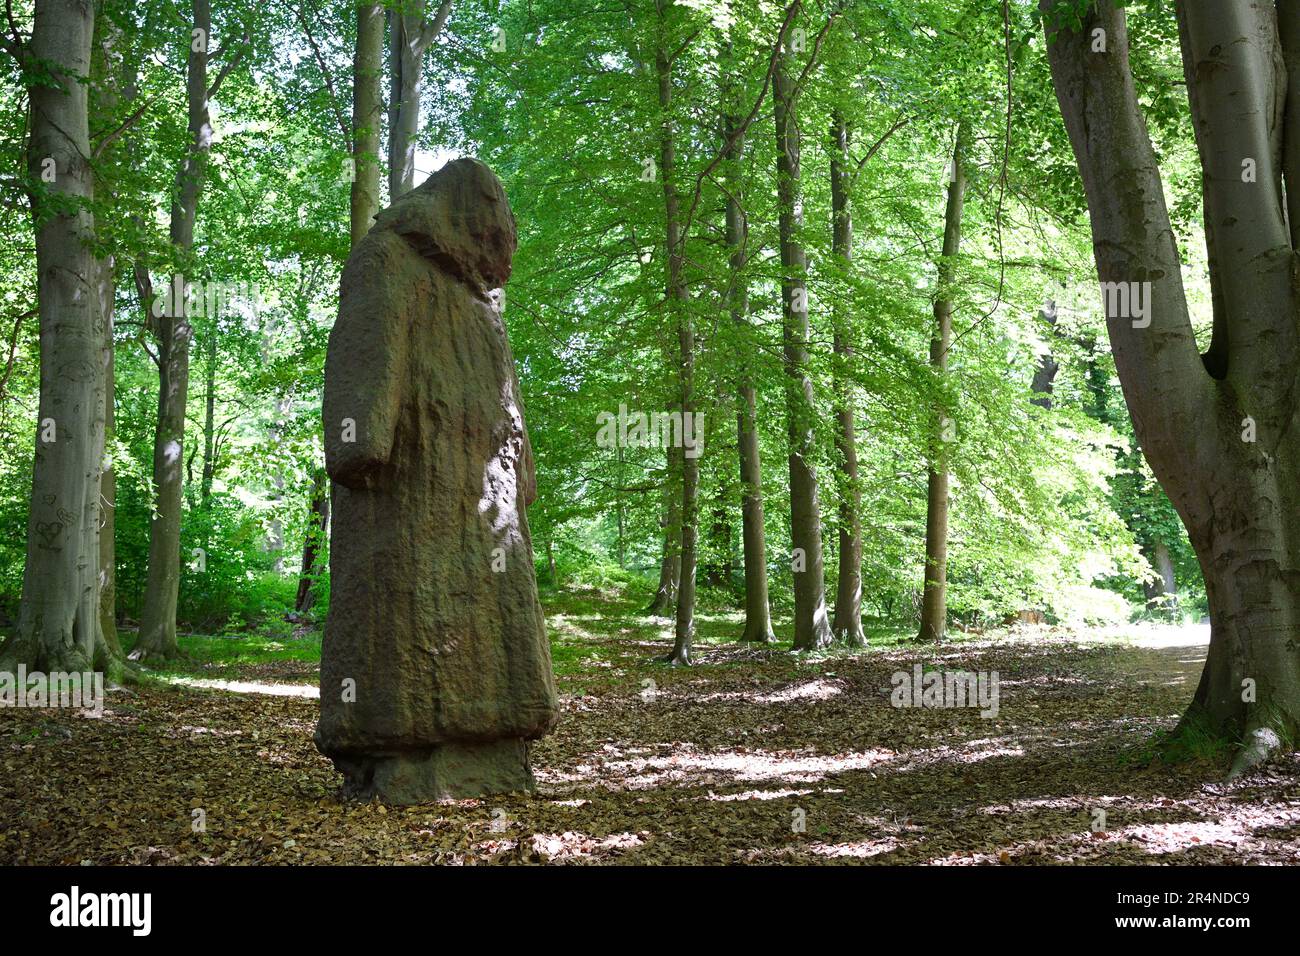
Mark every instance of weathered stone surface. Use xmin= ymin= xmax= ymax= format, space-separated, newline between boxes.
xmin=316 ymin=158 xmax=556 ymax=803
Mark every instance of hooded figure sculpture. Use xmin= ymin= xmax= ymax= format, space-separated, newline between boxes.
xmin=315 ymin=158 xmax=556 ymax=803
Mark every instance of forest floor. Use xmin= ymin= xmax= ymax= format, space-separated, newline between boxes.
xmin=3 ymin=589 xmax=1299 ymax=865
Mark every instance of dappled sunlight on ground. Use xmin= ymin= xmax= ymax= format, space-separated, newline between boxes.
xmin=2 ymin=592 xmax=1297 ymax=865
xmin=160 ymin=676 xmax=320 ymax=698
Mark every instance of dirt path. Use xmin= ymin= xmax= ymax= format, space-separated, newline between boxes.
xmin=3 ymin=600 xmax=1298 ymax=865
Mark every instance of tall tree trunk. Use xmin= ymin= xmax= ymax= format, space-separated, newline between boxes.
xmin=1042 ymin=0 xmax=1300 ymax=776
xmin=702 ymin=498 xmax=732 ymax=589
xmin=351 ymin=2 xmax=384 ymax=244
xmin=0 ymin=0 xmax=106 ymax=675
xmin=199 ymin=328 xmax=217 ymax=508
xmin=724 ymin=70 xmax=775 ymax=644
xmin=644 ymin=467 xmax=681 ymax=614
xmin=917 ymin=122 xmax=967 ymax=643
xmin=657 ymin=0 xmax=696 ymax=667
xmin=829 ymin=111 xmax=865 ymax=647
xmin=134 ymin=0 xmax=214 ymax=661
xmin=387 ymin=0 xmax=453 ymax=200
xmin=307 ymin=4 xmax=386 ymax=608
xmin=295 ymin=467 xmax=329 ymax=613
xmin=774 ymin=52 xmax=832 ymax=651
xmin=1030 ymin=303 xmax=1060 ymax=409
xmin=1142 ymin=539 xmax=1178 ymax=616
xmin=616 ymin=445 xmax=626 ymax=568
xmin=92 ymin=13 xmax=131 ymax=668
xmin=97 ymin=257 xmax=120 ymax=664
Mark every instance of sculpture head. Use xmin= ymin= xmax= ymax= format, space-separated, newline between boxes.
xmin=373 ymin=157 xmax=518 ymax=295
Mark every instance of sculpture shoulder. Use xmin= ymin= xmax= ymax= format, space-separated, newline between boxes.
xmin=336 ymin=229 xmax=424 ymax=319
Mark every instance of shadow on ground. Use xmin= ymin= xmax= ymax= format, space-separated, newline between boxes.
xmin=2 ymin=592 xmax=1297 ymax=865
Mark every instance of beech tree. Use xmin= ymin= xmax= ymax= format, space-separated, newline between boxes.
xmin=726 ymin=46 xmax=776 ymax=645
xmin=351 ymin=1 xmax=384 ymax=244
xmin=1042 ymin=0 xmax=1300 ymax=774
xmin=774 ymin=32 xmax=833 ymax=652
xmin=917 ymin=122 xmax=967 ymax=643
xmin=387 ymin=0 xmax=453 ymax=199
xmin=657 ymin=0 xmax=697 ymax=666
xmin=0 ymin=0 xmax=108 ymax=675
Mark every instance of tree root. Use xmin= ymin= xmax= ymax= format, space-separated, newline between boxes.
xmin=1226 ymin=727 xmax=1283 ymax=781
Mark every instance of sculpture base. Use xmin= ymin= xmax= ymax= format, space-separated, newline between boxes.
xmin=333 ymin=739 xmax=536 ymax=804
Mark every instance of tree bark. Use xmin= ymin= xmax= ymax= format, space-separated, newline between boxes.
xmin=1141 ymin=539 xmax=1178 ymax=616
xmin=295 ymin=467 xmax=329 ymax=613
xmin=97 ymin=256 xmax=120 ymax=664
xmin=644 ymin=468 xmax=681 ymax=615
xmin=0 ymin=0 xmax=107 ymax=676
xmin=774 ymin=52 xmax=832 ymax=652
xmin=917 ymin=122 xmax=967 ymax=643
xmin=91 ymin=12 xmax=131 ymax=668
xmin=724 ymin=63 xmax=775 ymax=644
xmin=135 ymin=0 xmax=214 ymax=661
xmin=1042 ymin=0 xmax=1300 ymax=776
xmin=657 ymin=0 xmax=696 ymax=667
xmin=199 ymin=328 xmax=217 ymax=508
xmin=829 ymin=111 xmax=865 ymax=647
xmin=387 ymin=0 xmax=453 ymax=200
xmin=351 ymin=2 xmax=384 ymax=244
xmin=1030 ymin=303 xmax=1061 ymax=409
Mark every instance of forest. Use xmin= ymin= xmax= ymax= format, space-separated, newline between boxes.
xmin=0 ymin=0 xmax=1298 ymax=887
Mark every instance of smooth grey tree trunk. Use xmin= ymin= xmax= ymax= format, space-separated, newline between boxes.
xmin=829 ymin=112 xmax=865 ymax=647
xmin=97 ymin=256 xmax=120 ymax=665
xmin=351 ymin=2 xmax=384 ymax=244
xmin=645 ymin=469 xmax=681 ymax=615
xmin=774 ymin=54 xmax=832 ymax=652
xmin=199 ymin=330 xmax=217 ymax=508
xmin=135 ymin=0 xmax=214 ymax=660
xmin=91 ymin=12 xmax=130 ymax=668
xmin=387 ymin=0 xmax=453 ymax=200
xmin=1030 ymin=303 xmax=1060 ymax=409
xmin=0 ymin=0 xmax=107 ymax=676
xmin=723 ymin=64 xmax=775 ymax=644
xmin=917 ymin=123 xmax=966 ymax=643
xmin=1142 ymin=539 xmax=1178 ymax=616
xmin=1042 ymin=0 xmax=1300 ymax=777
xmin=657 ymin=1 xmax=696 ymax=667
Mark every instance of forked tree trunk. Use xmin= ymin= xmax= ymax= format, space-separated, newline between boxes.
xmin=917 ymin=123 xmax=967 ymax=643
xmin=1043 ymin=0 xmax=1300 ymax=776
xmin=774 ymin=52 xmax=832 ymax=652
xmin=387 ymin=0 xmax=453 ymax=200
xmin=135 ymin=0 xmax=213 ymax=661
xmin=0 ymin=0 xmax=107 ymax=676
xmin=829 ymin=112 xmax=865 ymax=647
